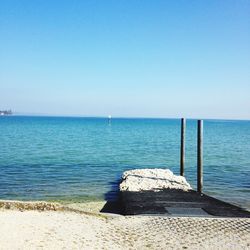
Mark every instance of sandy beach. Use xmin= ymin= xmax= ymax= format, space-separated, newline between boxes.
xmin=0 ymin=202 xmax=249 ymax=250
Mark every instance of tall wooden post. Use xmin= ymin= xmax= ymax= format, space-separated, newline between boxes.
xmin=180 ymin=118 xmax=186 ymax=176
xmin=197 ymin=120 xmax=203 ymax=193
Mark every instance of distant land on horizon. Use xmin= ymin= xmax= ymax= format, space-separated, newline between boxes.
xmin=0 ymin=110 xmax=12 ymax=116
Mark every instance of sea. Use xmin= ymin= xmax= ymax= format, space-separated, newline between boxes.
xmin=0 ymin=116 xmax=249 ymax=210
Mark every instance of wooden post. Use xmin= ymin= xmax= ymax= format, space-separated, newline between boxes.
xmin=197 ymin=120 xmax=203 ymax=193
xmin=180 ymin=118 xmax=186 ymax=176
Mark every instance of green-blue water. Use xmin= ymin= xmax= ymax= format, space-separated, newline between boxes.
xmin=0 ymin=116 xmax=249 ymax=209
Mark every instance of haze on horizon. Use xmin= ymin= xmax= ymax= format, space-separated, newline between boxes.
xmin=1 ymin=0 xmax=249 ymax=120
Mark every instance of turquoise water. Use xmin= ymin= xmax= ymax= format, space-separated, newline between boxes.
xmin=0 ymin=116 xmax=249 ymax=209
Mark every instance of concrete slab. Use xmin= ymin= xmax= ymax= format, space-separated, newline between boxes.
xmin=165 ymin=207 xmax=211 ymax=217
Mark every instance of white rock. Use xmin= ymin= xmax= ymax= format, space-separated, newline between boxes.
xmin=120 ymin=168 xmax=192 ymax=192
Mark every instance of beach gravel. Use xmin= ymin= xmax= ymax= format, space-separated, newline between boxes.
xmin=0 ymin=210 xmax=249 ymax=250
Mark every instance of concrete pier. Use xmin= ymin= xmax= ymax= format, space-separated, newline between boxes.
xmin=120 ymin=169 xmax=250 ymax=217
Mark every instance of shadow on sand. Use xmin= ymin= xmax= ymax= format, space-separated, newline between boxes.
xmin=100 ymin=179 xmax=124 ymax=214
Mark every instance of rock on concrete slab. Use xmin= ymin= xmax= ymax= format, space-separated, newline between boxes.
xmin=120 ymin=168 xmax=192 ymax=192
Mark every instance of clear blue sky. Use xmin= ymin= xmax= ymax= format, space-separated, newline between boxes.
xmin=1 ymin=0 xmax=249 ymax=119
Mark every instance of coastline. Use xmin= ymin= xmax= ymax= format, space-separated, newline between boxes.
xmin=1 ymin=116 xmax=249 ymax=211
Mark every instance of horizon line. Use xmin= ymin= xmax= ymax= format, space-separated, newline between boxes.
xmin=7 ymin=112 xmax=250 ymax=122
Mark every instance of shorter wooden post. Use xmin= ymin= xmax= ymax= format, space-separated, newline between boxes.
xmin=180 ymin=118 xmax=186 ymax=176
xmin=197 ymin=120 xmax=203 ymax=193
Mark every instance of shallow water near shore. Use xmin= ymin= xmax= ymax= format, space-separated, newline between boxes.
xmin=0 ymin=116 xmax=249 ymax=210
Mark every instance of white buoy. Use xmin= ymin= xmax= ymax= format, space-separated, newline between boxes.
xmin=108 ymin=115 xmax=112 ymax=124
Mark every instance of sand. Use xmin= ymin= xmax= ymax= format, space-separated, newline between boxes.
xmin=0 ymin=208 xmax=249 ymax=250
